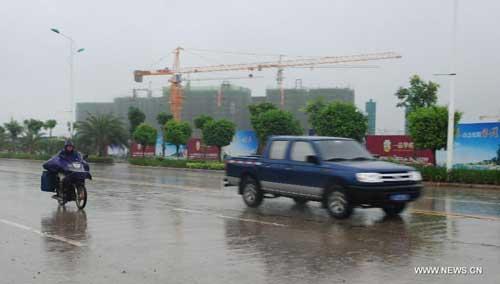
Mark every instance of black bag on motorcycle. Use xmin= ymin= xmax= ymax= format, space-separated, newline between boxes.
xmin=41 ymin=171 xmax=57 ymax=192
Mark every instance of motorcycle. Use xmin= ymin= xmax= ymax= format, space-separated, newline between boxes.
xmin=42 ymin=154 xmax=92 ymax=210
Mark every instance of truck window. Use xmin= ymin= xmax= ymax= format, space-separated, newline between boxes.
xmin=315 ymin=139 xmax=373 ymax=161
xmin=290 ymin=141 xmax=315 ymax=162
xmin=268 ymin=140 xmax=288 ymax=160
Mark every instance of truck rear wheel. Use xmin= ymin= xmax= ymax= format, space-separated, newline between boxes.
xmin=241 ymin=176 xmax=263 ymax=208
xmin=325 ymin=188 xmax=352 ymax=219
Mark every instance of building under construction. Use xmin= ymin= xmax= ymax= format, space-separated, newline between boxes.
xmin=76 ymin=83 xmax=354 ymax=134
xmin=262 ymin=87 xmax=354 ymax=130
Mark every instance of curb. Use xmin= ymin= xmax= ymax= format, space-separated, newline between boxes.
xmin=129 ymin=164 xmax=225 ymax=174
xmin=0 ymin=157 xmax=114 ymax=165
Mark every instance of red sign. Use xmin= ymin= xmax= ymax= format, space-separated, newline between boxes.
xmin=187 ymin=138 xmax=220 ymax=161
xmin=130 ymin=143 xmax=156 ymax=158
xmin=365 ymin=135 xmax=435 ymax=165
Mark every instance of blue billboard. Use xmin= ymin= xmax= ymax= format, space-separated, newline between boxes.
xmin=453 ymin=122 xmax=500 ymax=170
xmin=155 ymin=131 xmax=187 ymax=158
xmin=222 ymin=130 xmax=258 ymax=157
xmin=154 ymin=130 xmax=257 ymax=159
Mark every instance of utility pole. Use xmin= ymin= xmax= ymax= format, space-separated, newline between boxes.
xmin=50 ymin=28 xmax=84 ymax=138
xmin=446 ymin=0 xmax=458 ymax=171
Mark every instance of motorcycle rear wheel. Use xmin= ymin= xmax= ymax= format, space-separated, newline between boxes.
xmin=75 ymin=184 xmax=87 ymax=210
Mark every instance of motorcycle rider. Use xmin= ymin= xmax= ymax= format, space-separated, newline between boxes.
xmin=43 ymin=140 xmax=89 ymax=198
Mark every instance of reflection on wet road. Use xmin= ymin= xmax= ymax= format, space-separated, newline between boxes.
xmin=1 ymin=159 xmax=499 ymax=284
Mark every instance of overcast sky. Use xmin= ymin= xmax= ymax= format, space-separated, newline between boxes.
xmin=1 ymin=0 xmax=499 ymax=135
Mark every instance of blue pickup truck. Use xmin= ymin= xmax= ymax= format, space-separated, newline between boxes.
xmin=225 ymin=136 xmax=423 ymax=219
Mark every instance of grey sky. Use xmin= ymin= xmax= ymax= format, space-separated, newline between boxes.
xmin=1 ymin=0 xmax=499 ymax=135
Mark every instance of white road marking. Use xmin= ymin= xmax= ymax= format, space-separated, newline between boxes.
xmin=0 ymin=219 xmax=84 ymax=247
xmin=409 ymin=209 xmax=500 ymax=222
xmin=422 ymin=196 xmax=500 ymax=206
xmin=215 ymin=214 xmax=288 ymax=227
xmin=173 ymin=208 xmax=287 ymax=227
xmin=172 ymin=208 xmax=205 ymax=214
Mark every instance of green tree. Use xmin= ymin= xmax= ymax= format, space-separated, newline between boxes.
xmin=194 ymin=115 xmax=214 ymax=130
xmin=74 ymin=113 xmax=128 ymax=156
xmin=303 ymin=98 xmax=326 ymax=127
xmin=395 ymin=75 xmax=439 ymax=113
xmin=156 ymin=112 xmax=173 ymax=157
xmin=0 ymin=126 xmax=6 ymax=151
xmin=128 ymin=106 xmax=146 ymax=135
xmin=22 ymin=119 xmax=46 ymax=153
xmin=132 ymin=123 xmax=158 ymax=157
xmin=407 ymin=106 xmax=462 ymax=164
xmin=4 ymin=119 xmax=24 ymax=152
xmin=157 ymin=112 xmax=173 ymax=127
xmin=38 ymin=138 xmax=65 ymax=155
xmin=164 ymin=120 xmax=192 ymax=157
xmin=23 ymin=119 xmax=45 ymax=134
xmin=202 ymin=119 xmax=236 ymax=161
xmin=307 ymin=102 xmax=368 ymax=141
xmin=252 ymin=109 xmax=302 ymax=151
xmin=249 ymin=102 xmax=278 ymax=130
xmin=43 ymin=119 xmax=57 ymax=138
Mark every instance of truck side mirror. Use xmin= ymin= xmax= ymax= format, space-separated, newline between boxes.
xmin=306 ymin=155 xmax=320 ymax=164
xmin=83 ymin=154 xmax=89 ymax=161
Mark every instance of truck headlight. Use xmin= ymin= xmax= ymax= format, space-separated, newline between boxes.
xmin=356 ymin=173 xmax=383 ymax=183
xmin=409 ymin=171 xmax=422 ymax=181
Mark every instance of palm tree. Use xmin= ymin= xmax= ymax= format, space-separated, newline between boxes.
xmin=22 ymin=119 xmax=45 ymax=153
xmin=4 ymin=119 xmax=23 ymax=152
xmin=74 ymin=113 xmax=128 ymax=157
xmin=44 ymin=120 xmax=57 ymax=138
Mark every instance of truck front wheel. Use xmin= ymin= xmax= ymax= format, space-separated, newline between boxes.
xmin=241 ymin=177 xmax=263 ymax=208
xmin=325 ymin=188 xmax=352 ymax=219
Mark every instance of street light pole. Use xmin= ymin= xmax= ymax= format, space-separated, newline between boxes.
xmin=51 ymin=28 xmax=84 ymax=138
xmin=446 ymin=0 xmax=458 ymax=171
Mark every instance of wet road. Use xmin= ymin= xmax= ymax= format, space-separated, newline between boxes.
xmin=0 ymin=159 xmax=499 ymax=284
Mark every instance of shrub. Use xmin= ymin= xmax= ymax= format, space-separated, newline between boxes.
xmin=129 ymin=157 xmax=188 ymax=168
xmin=0 ymin=152 xmax=50 ymax=160
xmin=129 ymin=157 xmax=224 ymax=170
xmin=186 ymin=162 xmax=225 ymax=170
xmin=0 ymin=152 xmax=113 ymax=163
xmin=87 ymin=155 xmax=114 ymax=164
xmin=412 ymin=164 xmax=500 ymax=185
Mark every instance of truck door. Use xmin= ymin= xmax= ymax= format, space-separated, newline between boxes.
xmin=259 ymin=140 xmax=290 ymax=191
xmin=284 ymin=141 xmax=325 ymax=198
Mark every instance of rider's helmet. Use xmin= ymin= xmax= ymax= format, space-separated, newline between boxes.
xmin=64 ymin=139 xmax=75 ymax=154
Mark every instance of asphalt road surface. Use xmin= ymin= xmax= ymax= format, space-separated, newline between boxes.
xmin=1 ymin=159 xmax=499 ymax=284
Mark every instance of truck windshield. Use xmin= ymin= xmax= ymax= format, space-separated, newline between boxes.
xmin=315 ymin=140 xmax=374 ymax=161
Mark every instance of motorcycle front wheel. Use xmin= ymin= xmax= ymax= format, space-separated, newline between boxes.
xmin=75 ymin=184 xmax=87 ymax=210
xmin=56 ymin=185 xmax=66 ymax=206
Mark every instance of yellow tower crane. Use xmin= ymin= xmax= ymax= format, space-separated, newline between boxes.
xmin=134 ymin=47 xmax=401 ymax=120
